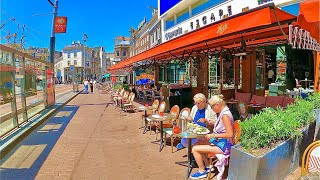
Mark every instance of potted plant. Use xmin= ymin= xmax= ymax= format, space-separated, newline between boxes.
xmin=229 ymin=94 xmax=317 ymax=179
xmin=309 ymin=93 xmax=320 ymax=140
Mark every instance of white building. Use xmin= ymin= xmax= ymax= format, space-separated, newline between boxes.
xmin=159 ymin=0 xmax=303 ymax=43
xmin=60 ymin=41 xmax=93 ymax=83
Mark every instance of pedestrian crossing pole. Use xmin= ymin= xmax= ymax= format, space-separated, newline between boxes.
xmin=48 ymin=0 xmax=58 ymax=105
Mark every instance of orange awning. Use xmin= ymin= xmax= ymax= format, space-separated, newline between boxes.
xmin=297 ymin=0 xmax=320 ymax=42
xmin=109 ymin=4 xmax=296 ymax=71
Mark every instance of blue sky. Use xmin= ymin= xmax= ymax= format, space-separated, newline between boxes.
xmin=1 ymin=0 xmax=157 ymax=52
xmin=1 ymin=0 xmax=300 ymax=53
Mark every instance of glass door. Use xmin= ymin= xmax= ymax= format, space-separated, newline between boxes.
xmin=255 ymin=49 xmax=266 ymax=93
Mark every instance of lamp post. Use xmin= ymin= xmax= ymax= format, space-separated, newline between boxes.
xmin=48 ymin=0 xmax=58 ymax=106
xmin=83 ymin=33 xmax=88 ymax=81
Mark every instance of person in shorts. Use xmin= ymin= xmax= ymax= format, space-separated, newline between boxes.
xmin=190 ymin=95 xmax=234 ymax=179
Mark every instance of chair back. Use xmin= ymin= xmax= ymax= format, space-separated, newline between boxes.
xmin=233 ymin=120 xmax=241 ymax=145
xmin=119 ymin=88 xmax=125 ymax=95
xmin=158 ymin=101 xmax=166 ymax=113
xmin=129 ymin=93 xmax=135 ymax=102
xmin=236 ymin=101 xmax=249 ymax=120
xmin=179 ymin=107 xmax=190 ymax=119
xmin=170 ymin=105 xmax=180 ymax=119
xmin=301 ymin=140 xmax=320 ymax=176
xmin=152 ymin=99 xmax=159 ymax=109
xmin=123 ymin=91 xmax=129 ymax=99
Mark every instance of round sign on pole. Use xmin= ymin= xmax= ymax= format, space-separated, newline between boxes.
xmin=70 ymin=65 xmax=75 ymax=72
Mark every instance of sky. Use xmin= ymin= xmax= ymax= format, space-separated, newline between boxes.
xmin=0 ymin=0 xmax=157 ymax=52
xmin=1 ymin=0 xmax=300 ymax=53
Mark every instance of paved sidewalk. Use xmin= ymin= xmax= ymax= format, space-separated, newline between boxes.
xmin=0 ymin=90 xmax=203 ymax=180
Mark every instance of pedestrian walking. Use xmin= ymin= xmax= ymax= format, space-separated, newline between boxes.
xmin=84 ymin=79 xmax=89 ymax=94
xmin=90 ymin=80 xmax=93 ymax=93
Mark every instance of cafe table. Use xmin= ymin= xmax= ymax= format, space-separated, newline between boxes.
xmin=227 ymin=99 xmax=238 ymax=111
xmin=247 ymin=103 xmax=262 ymax=114
xmin=138 ymin=106 xmax=157 ymax=133
xmin=148 ymin=113 xmax=176 ymax=152
xmin=176 ymin=129 xmax=208 ymax=179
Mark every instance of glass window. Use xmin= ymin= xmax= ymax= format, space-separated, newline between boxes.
xmin=68 ymin=53 xmax=70 ymax=58
xmin=177 ymin=8 xmax=189 ymax=24
xmin=0 ymin=50 xmax=16 ymax=136
xmin=165 ymin=17 xmax=174 ymax=30
xmin=192 ymin=0 xmax=226 ymax=17
xmin=122 ymin=51 xmax=126 ymax=56
xmin=74 ymin=60 xmax=77 ymax=65
xmin=15 ymin=55 xmax=27 ymax=124
xmin=208 ymin=57 xmax=220 ymax=96
xmin=74 ymin=52 xmax=77 ymax=58
xmin=256 ymin=49 xmax=265 ymax=90
xmin=25 ymin=58 xmax=45 ymax=119
xmin=159 ymin=66 xmax=165 ymax=82
xmin=222 ymin=53 xmax=234 ymax=90
xmin=157 ymin=28 xmax=160 ymax=39
xmin=116 ymin=50 xmax=120 ymax=56
xmin=67 ymin=60 xmax=70 ymax=66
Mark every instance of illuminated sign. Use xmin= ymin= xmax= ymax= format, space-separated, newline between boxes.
xmin=159 ymin=0 xmax=182 ymax=16
xmin=165 ymin=27 xmax=183 ymax=40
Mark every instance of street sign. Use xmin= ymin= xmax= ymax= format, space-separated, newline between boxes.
xmin=70 ymin=65 xmax=75 ymax=72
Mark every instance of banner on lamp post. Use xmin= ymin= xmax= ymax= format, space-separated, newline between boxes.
xmin=54 ymin=16 xmax=67 ymax=33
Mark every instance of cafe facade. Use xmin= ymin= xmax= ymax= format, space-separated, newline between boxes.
xmin=109 ymin=0 xmax=319 ymax=109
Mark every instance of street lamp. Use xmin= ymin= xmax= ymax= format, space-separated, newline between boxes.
xmin=48 ymin=0 xmax=58 ymax=106
xmin=83 ymin=33 xmax=88 ymax=80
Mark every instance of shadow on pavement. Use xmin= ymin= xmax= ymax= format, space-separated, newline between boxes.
xmin=0 ymin=105 xmax=79 ymax=179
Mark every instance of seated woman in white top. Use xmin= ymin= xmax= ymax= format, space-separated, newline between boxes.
xmin=190 ymin=95 xmax=234 ymax=179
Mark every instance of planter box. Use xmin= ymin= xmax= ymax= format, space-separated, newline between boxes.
xmin=228 ymin=122 xmax=315 ymax=180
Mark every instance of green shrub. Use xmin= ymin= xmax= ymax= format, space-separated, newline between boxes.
xmin=240 ymin=93 xmax=319 ymax=151
xmin=113 ymin=83 xmax=129 ymax=91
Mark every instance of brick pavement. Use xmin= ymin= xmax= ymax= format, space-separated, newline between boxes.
xmin=0 ymin=88 xmax=304 ymax=180
xmin=1 ymin=90 xmax=206 ymax=180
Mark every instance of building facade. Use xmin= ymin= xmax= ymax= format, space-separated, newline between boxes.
xmin=106 ymin=52 xmax=115 ymax=70
xmin=159 ymin=0 xmax=303 ymax=43
xmin=61 ymin=41 xmax=92 ymax=83
xmin=24 ymin=47 xmax=50 ymax=61
xmin=149 ymin=9 xmax=162 ymax=49
xmin=113 ymin=36 xmax=130 ymax=64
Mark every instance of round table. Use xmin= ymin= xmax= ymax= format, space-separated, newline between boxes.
xmin=176 ymin=128 xmax=209 ymax=179
xmin=148 ymin=113 xmax=176 ymax=152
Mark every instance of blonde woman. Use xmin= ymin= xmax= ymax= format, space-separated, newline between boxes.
xmin=190 ymin=95 xmax=234 ymax=179
xmin=176 ymin=93 xmax=216 ymax=150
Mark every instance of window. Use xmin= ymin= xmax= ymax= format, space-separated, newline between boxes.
xmin=255 ymin=49 xmax=266 ymax=90
xmin=122 ymin=51 xmax=126 ymax=56
xmin=209 ymin=58 xmax=220 ymax=96
xmin=177 ymin=8 xmax=189 ymax=24
xmin=67 ymin=60 xmax=70 ymax=66
xmin=116 ymin=50 xmax=120 ymax=56
xmin=157 ymin=28 xmax=161 ymax=39
xmin=222 ymin=54 xmax=234 ymax=90
xmin=74 ymin=52 xmax=77 ymax=58
xmin=68 ymin=53 xmax=70 ymax=58
xmin=159 ymin=66 xmax=165 ymax=82
xmin=74 ymin=60 xmax=77 ymax=65
xmin=192 ymin=0 xmax=225 ymax=17
xmin=165 ymin=17 xmax=174 ymax=30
